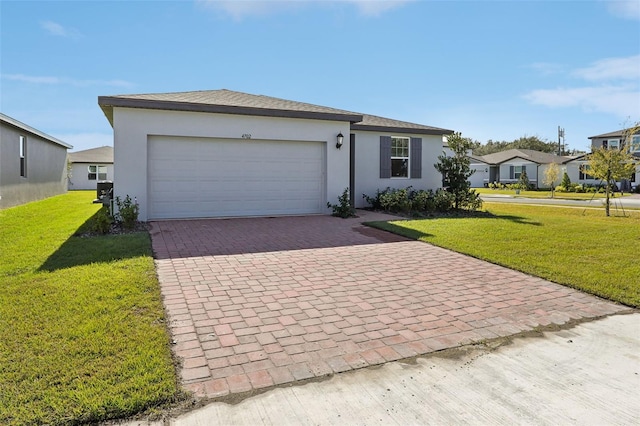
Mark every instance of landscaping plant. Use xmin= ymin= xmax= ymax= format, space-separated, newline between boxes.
xmin=327 ymin=188 xmax=356 ymax=218
xmin=434 ymin=132 xmax=482 ymax=210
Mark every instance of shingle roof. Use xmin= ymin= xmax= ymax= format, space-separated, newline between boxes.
xmin=99 ymin=89 xmax=363 ymax=125
xmin=68 ymin=146 xmax=113 ymax=163
xmin=589 ymin=128 xmax=640 ymax=139
xmin=98 ymin=89 xmax=452 ymax=135
xmin=351 ymin=113 xmax=453 ymax=136
xmin=479 ymin=149 xmax=568 ymax=165
xmin=0 ymin=113 xmax=72 ymax=149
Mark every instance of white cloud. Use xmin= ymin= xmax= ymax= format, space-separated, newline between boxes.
xmin=524 ymin=55 xmax=640 ymax=119
xmin=2 ymin=74 xmax=60 ymax=84
xmin=607 ymin=0 xmax=640 ymax=21
xmin=528 ymin=62 xmax=565 ymax=76
xmin=347 ymin=0 xmax=412 ymax=17
xmin=40 ymin=20 xmax=82 ymax=38
xmin=573 ymin=55 xmax=640 ymax=81
xmin=524 ymin=85 xmax=640 ymax=118
xmin=2 ymin=74 xmax=134 ymax=88
xmin=196 ymin=0 xmax=412 ymax=20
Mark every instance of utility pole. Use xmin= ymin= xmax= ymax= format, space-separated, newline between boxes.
xmin=558 ymin=126 xmax=565 ymax=155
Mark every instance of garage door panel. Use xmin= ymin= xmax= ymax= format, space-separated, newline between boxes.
xmin=148 ymin=136 xmax=325 ymax=219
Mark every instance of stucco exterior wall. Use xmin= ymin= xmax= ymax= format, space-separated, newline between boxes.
xmin=68 ymin=162 xmax=114 ymax=190
xmin=0 ymin=121 xmax=68 ymax=209
xmin=352 ymin=130 xmax=443 ymax=208
xmin=112 ymin=107 xmax=350 ymax=221
xmin=469 ymin=163 xmax=489 ymax=188
xmin=498 ymin=160 xmax=540 ymax=186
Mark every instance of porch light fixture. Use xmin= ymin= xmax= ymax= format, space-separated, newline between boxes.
xmin=336 ymin=132 xmax=344 ymax=149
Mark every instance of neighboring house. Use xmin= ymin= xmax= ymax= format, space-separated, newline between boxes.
xmin=98 ymin=89 xmax=452 ymax=221
xmin=0 ymin=113 xmax=72 ymax=209
xmin=468 ymin=155 xmax=491 ymax=188
xmin=470 ymin=149 xmax=569 ymax=188
xmin=564 ymin=129 xmax=640 ymax=188
xmin=68 ymin=146 xmax=114 ymax=190
xmin=441 ymin=141 xmax=491 ymax=188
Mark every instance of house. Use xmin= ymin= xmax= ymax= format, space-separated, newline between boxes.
xmin=441 ymin=141 xmax=491 ymax=188
xmin=471 ymin=149 xmax=569 ymax=188
xmin=564 ymin=129 xmax=640 ymax=189
xmin=68 ymin=146 xmax=114 ymax=190
xmin=0 ymin=113 xmax=72 ymax=209
xmin=98 ymin=89 xmax=452 ymax=221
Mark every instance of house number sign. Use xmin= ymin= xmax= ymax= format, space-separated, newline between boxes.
xmin=242 ymin=134 xmax=252 ymax=139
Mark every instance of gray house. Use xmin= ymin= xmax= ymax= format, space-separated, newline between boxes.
xmin=68 ymin=146 xmax=114 ymax=190
xmin=0 ymin=113 xmax=72 ymax=209
xmin=471 ymin=149 xmax=569 ymax=188
xmin=563 ymin=129 xmax=640 ymax=190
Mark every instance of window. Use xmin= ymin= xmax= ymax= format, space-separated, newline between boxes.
xmin=630 ymin=135 xmax=640 ymax=153
xmin=391 ymin=137 xmax=410 ymax=178
xmin=607 ymin=139 xmax=620 ymax=150
xmin=19 ymin=135 xmax=26 ymax=177
xmin=510 ymin=165 xmax=526 ymax=179
xmin=579 ymin=164 xmax=595 ymax=180
xmin=88 ymin=165 xmax=107 ymax=180
xmin=380 ymin=136 xmax=421 ymax=179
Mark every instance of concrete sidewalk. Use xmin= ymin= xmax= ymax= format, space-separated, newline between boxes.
xmin=125 ymin=313 xmax=640 ymax=425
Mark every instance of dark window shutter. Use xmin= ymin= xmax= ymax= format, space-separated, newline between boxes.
xmin=510 ymin=165 xmax=514 ymax=179
xmin=380 ymin=136 xmax=391 ymax=178
xmin=522 ymin=165 xmax=526 ymax=175
xmin=410 ymin=137 xmax=422 ymax=179
xmin=602 ymin=140 xmax=608 ymax=149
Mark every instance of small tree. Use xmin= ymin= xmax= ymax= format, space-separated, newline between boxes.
xmin=543 ymin=163 xmax=560 ymax=198
xmin=588 ymin=146 xmax=637 ymax=217
xmin=435 ymin=132 xmax=482 ymax=210
xmin=517 ymin=169 xmax=531 ymax=190
xmin=561 ymin=172 xmax=571 ymax=190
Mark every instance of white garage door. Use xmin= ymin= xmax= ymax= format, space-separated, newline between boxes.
xmin=148 ymin=136 xmax=326 ymax=219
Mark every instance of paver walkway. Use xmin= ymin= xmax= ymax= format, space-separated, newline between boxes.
xmin=150 ymin=210 xmax=628 ymax=399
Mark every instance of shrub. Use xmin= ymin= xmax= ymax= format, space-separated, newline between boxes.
xmin=114 ymin=195 xmax=139 ymax=230
xmin=91 ymin=207 xmax=112 ymax=235
xmin=380 ymin=187 xmax=412 ymax=213
xmin=327 ymin=188 xmax=356 ymax=218
xmin=411 ymin=189 xmax=435 ymax=213
xmin=433 ymin=189 xmax=455 ymax=212
xmin=362 ymin=188 xmax=389 ymax=210
xmin=561 ymin=172 xmax=571 ymax=189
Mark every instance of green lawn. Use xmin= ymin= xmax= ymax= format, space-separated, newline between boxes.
xmin=0 ymin=192 xmax=181 ymax=425
xmin=368 ymin=203 xmax=640 ymax=307
xmin=475 ymin=187 xmax=630 ymax=200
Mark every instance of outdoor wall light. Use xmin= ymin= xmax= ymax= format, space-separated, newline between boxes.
xmin=336 ymin=132 xmax=344 ymax=149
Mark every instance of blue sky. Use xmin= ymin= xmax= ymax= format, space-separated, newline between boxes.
xmin=1 ymin=0 xmax=639 ymax=152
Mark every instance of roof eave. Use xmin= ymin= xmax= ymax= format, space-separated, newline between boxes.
xmin=97 ymin=97 xmax=363 ymax=124
xmin=351 ymin=124 xmax=453 ymax=136
xmin=0 ymin=113 xmax=73 ymax=149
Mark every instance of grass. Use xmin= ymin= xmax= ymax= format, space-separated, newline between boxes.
xmin=475 ymin=187 xmax=631 ymax=200
xmin=368 ymin=203 xmax=640 ymax=308
xmin=0 ymin=192 xmax=180 ymax=425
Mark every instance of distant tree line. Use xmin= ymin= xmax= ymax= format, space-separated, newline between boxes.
xmin=469 ymin=136 xmax=567 ymax=156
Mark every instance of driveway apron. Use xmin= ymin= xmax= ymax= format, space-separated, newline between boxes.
xmin=149 ymin=211 xmax=628 ymax=398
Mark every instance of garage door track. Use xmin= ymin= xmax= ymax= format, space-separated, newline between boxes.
xmin=150 ymin=211 xmax=628 ymax=399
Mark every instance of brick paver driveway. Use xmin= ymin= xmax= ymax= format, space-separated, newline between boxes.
xmin=150 ymin=211 xmax=628 ymax=399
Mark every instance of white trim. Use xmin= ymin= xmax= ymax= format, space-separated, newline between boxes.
xmin=391 ymin=136 xmax=410 ymax=178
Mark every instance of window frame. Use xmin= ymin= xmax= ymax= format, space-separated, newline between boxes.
xmin=630 ymin=135 xmax=640 ymax=153
xmin=579 ymin=164 xmax=595 ymax=180
xmin=390 ymin=136 xmax=410 ymax=179
xmin=607 ymin=139 xmax=620 ymax=150
xmin=19 ymin=135 xmax=26 ymax=177
xmin=88 ymin=164 xmax=108 ymax=181
xmin=511 ymin=165 xmax=523 ymax=180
